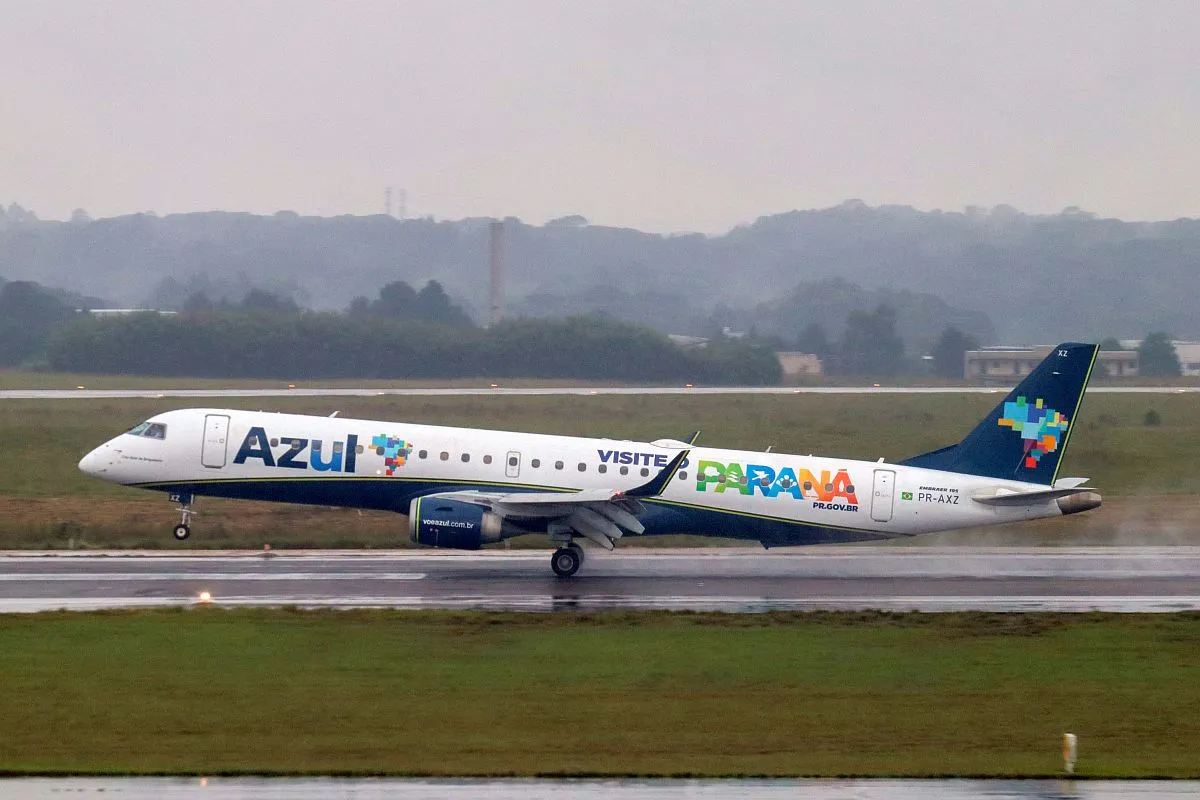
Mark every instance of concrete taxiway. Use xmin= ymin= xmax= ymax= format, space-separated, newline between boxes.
xmin=2 ymin=547 xmax=1199 ymax=613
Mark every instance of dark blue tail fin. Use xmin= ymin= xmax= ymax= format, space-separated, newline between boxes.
xmin=900 ymin=343 xmax=1099 ymax=484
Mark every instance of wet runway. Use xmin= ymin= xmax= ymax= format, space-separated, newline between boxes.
xmin=3 ymin=777 xmax=1198 ymax=800
xmin=2 ymin=547 xmax=1199 ymax=613
xmin=2 ymin=386 xmax=1196 ymax=399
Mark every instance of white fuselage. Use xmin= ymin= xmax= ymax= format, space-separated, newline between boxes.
xmin=79 ymin=407 xmax=1071 ymax=545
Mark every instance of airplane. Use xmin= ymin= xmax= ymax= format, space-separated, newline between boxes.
xmin=78 ymin=342 xmax=1101 ymax=577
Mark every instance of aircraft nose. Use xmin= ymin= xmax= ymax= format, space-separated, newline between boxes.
xmin=78 ymin=445 xmax=110 ymax=477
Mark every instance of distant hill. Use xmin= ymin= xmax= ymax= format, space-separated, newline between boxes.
xmin=2 ymin=201 xmax=1197 ymax=343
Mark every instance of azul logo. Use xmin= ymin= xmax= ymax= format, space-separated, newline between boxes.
xmin=696 ymin=460 xmax=859 ymax=510
xmin=234 ymin=427 xmax=359 ymax=472
xmin=998 ymin=396 xmax=1069 ymax=469
xmin=373 ymin=435 xmax=414 ymax=476
xmin=597 ymin=449 xmax=672 ymax=468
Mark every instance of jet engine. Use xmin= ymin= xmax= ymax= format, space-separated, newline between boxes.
xmin=408 ymin=497 xmax=524 ymax=550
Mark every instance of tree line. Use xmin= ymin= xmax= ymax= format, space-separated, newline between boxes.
xmin=7 ymin=202 xmax=1200 ymax=344
xmin=0 ymin=277 xmax=1186 ymax=381
xmin=40 ymin=281 xmax=782 ymax=384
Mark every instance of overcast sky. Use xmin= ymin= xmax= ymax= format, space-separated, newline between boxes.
xmin=3 ymin=1 xmax=1199 ymax=232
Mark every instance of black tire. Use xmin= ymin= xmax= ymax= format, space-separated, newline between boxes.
xmin=568 ymin=541 xmax=585 ymax=564
xmin=172 ymin=524 xmax=191 ymax=541
xmin=551 ymin=546 xmax=581 ymax=578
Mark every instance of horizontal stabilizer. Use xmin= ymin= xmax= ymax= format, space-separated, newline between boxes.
xmin=1053 ymin=477 xmax=1090 ymax=489
xmin=971 ymin=486 xmax=1098 ymax=506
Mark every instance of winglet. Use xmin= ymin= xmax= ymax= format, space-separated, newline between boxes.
xmin=684 ymin=430 xmax=701 ymax=445
xmin=625 ymin=449 xmax=689 ymax=498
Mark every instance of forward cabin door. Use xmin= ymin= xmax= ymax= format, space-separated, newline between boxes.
xmin=871 ymin=469 xmax=896 ymax=523
xmin=505 ymin=451 xmax=521 ymax=479
xmin=201 ymin=414 xmax=231 ymax=469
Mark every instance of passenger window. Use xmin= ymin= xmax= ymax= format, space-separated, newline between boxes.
xmin=598 ymin=464 xmax=607 ymax=474
xmin=508 ymin=456 xmax=518 ymax=467
xmin=270 ymin=438 xmax=280 ymax=447
xmin=440 ymin=452 xmax=449 ymax=461
xmin=419 ymin=450 xmax=428 ymax=459
xmin=333 ymin=442 xmax=344 ymax=453
xmin=483 ymin=455 xmax=493 ymax=465
xmin=678 ymin=471 xmax=687 ymax=481
xmin=555 ymin=461 xmax=564 ymax=470
xmin=640 ymin=467 xmax=650 ymax=477
xmin=620 ymin=466 xmax=628 ymax=476
xmin=531 ymin=458 xmax=541 ymax=468
xmin=461 ymin=454 xmax=470 ymax=463
xmin=577 ymin=463 xmax=586 ymax=472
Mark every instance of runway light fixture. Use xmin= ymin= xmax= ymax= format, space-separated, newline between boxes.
xmin=1063 ymin=732 xmax=1077 ymax=774
xmin=198 ymin=590 xmax=213 ymax=603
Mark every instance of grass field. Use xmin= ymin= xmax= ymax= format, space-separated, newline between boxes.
xmin=0 ymin=609 xmax=1197 ymax=777
xmin=0 ymin=392 xmax=1197 ymax=548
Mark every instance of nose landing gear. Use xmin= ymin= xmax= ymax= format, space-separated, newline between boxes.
xmin=169 ymin=493 xmax=194 ymax=541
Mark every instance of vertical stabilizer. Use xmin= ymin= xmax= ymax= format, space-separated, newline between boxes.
xmin=900 ymin=343 xmax=1098 ymax=484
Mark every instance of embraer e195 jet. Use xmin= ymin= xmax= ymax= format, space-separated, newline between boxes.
xmin=79 ymin=343 xmax=1101 ymax=576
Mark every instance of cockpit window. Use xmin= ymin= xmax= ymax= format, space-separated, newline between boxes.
xmin=125 ymin=421 xmax=167 ymax=440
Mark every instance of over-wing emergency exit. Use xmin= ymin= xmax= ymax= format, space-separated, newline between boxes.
xmin=79 ymin=343 xmax=1102 ymax=576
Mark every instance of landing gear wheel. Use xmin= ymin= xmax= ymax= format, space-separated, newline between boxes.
xmin=567 ymin=542 xmax=585 ymax=565
xmin=172 ymin=524 xmax=191 ymax=541
xmin=551 ymin=546 xmax=582 ymax=578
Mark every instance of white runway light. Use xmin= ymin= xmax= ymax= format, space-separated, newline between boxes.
xmin=1063 ymin=732 xmax=1078 ymax=774
xmin=197 ymin=590 xmax=213 ymax=603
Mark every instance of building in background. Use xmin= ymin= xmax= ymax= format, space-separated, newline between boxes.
xmin=776 ymin=351 xmax=823 ymax=379
xmin=1170 ymin=342 xmax=1200 ymax=376
xmin=964 ymin=346 xmax=1138 ymax=380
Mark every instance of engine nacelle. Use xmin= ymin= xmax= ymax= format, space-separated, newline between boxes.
xmin=409 ymin=497 xmax=507 ymax=550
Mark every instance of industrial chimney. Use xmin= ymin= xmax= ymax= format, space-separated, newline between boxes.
xmin=488 ymin=221 xmax=505 ymax=327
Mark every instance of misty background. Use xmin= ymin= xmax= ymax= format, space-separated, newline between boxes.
xmin=2 ymin=2 xmax=1199 ymax=375
xmin=1 ymin=200 xmax=1197 ymax=347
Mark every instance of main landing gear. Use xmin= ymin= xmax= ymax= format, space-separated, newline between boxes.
xmin=169 ymin=493 xmax=194 ymax=541
xmin=551 ymin=542 xmax=585 ymax=578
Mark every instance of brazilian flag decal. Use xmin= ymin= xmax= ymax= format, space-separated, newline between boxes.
xmin=901 ymin=491 xmax=913 ymax=501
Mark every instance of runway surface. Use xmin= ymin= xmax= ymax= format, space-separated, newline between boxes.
xmin=2 ymin=547 xmax=1199 ymax=613
xmin=4 ymin=777 xmax=1197 ymax=800
xmin=2 ymin=385 xmax=1196 ymax=399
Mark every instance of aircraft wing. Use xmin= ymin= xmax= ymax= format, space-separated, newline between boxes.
xmin=423 ymin=449 xmax=688 ymax=550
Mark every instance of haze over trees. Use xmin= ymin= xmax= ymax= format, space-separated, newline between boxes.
xmin=1138 ymin=332 xmax=1183 ymax=377
xmin=930 ymin=327 xmax=981 ymax=379
xmin=45 ymin=305 xmax=783 ymax=385
xmin=5 ymin=201 xmax=1200 ymax=344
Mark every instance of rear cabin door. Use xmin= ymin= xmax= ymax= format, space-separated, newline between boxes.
xmin=202 ymin=414 xmax=231 ymax=469
xmin=505 ymin=451 xmax=521 ymax=479
xmin=871 ymin=469 xmax=896 ymax=523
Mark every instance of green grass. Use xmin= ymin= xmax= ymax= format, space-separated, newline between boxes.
xmin=0 ymin=609 xmax=1197 ymax=777
xmin=8 ymin=392 xmax=1200 ymax=498
xmin=0 ymin=392 xmax=1197 ymax=548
